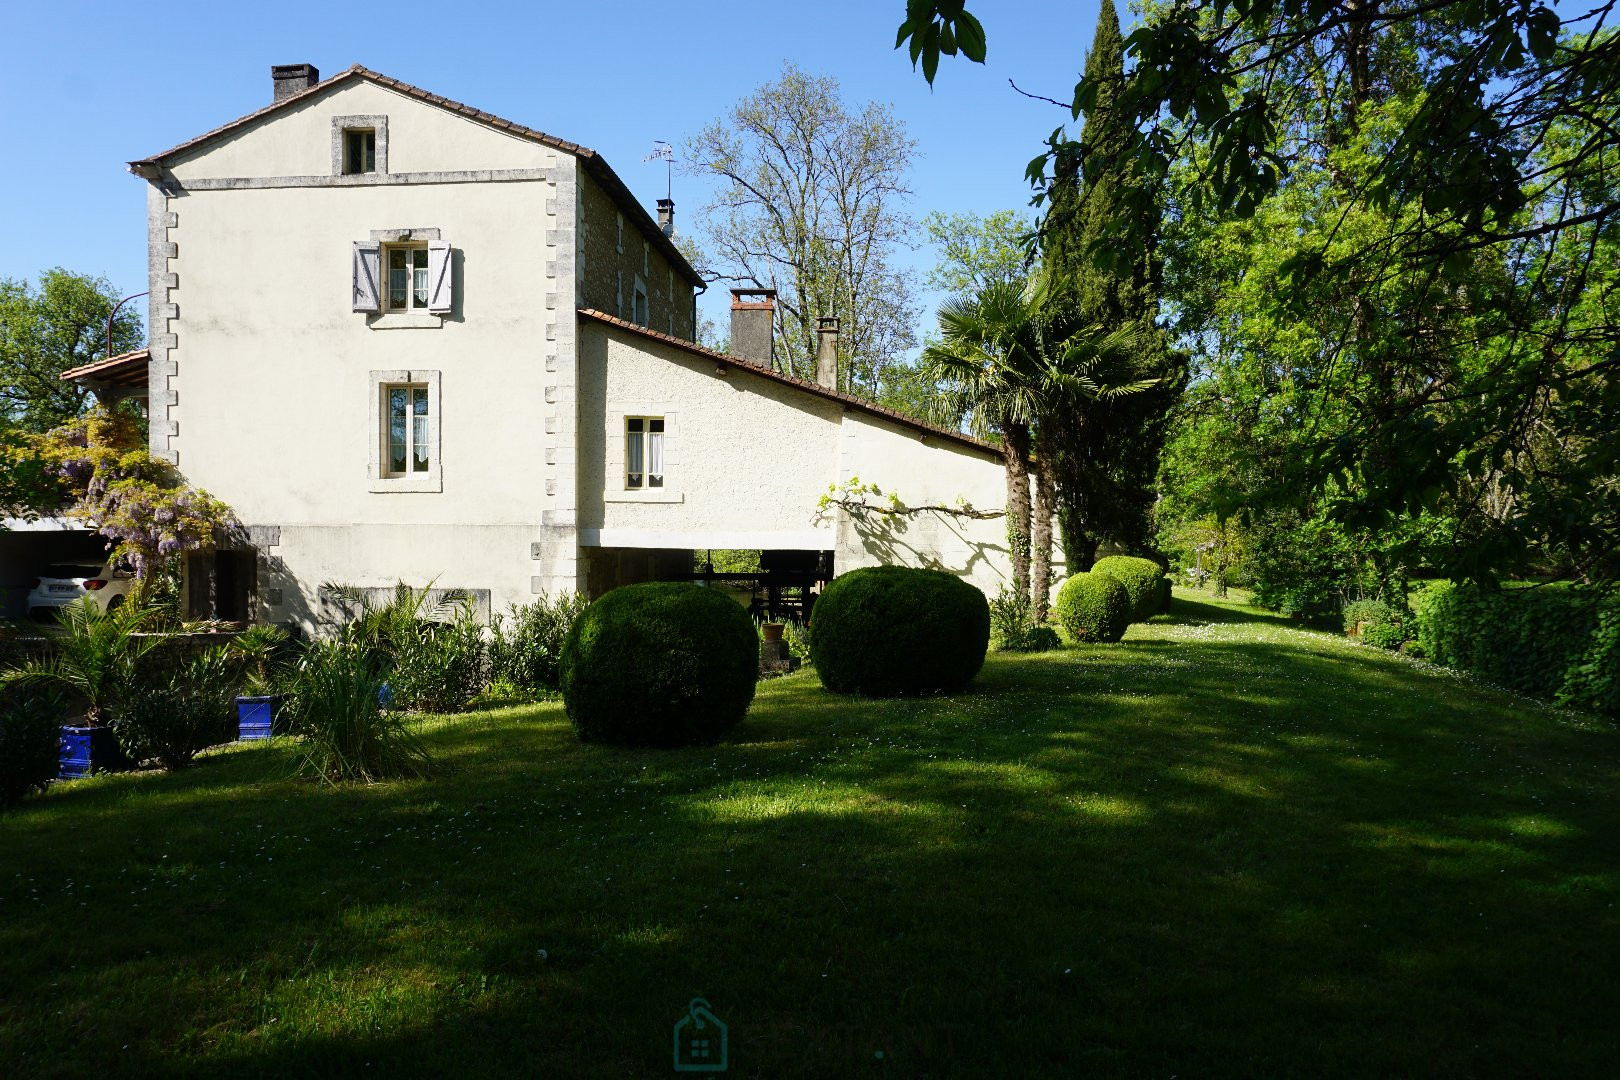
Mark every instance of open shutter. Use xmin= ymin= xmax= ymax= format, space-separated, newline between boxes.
xmin=352 ymin=241 xmax=381 ymax=313
xmin=426 ymin=240 xmax=453 ymax=314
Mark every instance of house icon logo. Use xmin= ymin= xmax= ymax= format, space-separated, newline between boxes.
xmin=672 ymin=997 xmax=728 ymax=1072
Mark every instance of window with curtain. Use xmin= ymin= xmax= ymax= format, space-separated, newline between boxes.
xmin=387 ymin=246 xmax=430 ymax=311
xmin=625 ymin=417 xmax=664 ymax=489
xmin=384 ymin=384 xmax=431 ymax=476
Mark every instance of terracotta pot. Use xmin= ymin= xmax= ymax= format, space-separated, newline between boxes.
xmin=762 ymin=622 xmax=785 ymax=643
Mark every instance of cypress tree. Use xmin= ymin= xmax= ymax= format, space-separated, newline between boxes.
xmin=1040 ymin=0 xmax=1187 ymax=570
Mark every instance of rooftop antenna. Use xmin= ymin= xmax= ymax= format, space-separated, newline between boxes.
xmin=643 ymin=140 xmax=673 ymax=200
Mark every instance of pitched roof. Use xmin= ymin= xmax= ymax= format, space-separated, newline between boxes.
xmin=128 ymin=65 xmax=704 ymax=288
xmin=59 ymin=349 xmax=150 ymax=390
xmin=577 ymin=309 xmax=1002 ymax=460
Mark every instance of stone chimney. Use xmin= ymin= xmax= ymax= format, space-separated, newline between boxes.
xmin=815 ymin=317 xmax=839 ymax=390
xmin=271 ymin=64 xmax=320 ymax=103
xmin=729 ymin=288 xmax=775 ymax=366
xmin=656 ymin=198 xmax=675 ymax=237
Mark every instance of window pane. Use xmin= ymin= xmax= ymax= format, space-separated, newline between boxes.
xmin=388 ymin=388 xmax=407 ymax=474
xmin=388 ymin=250 xmax=407 ymax=308
xmin=648 ymin=430 xmax=664 ymax=489
xmin=626 ymin=426 xmax=643 ymax=489
xmin=649 ymin=418 xmax=664 ymax=433
xmin=414 ymin=266 xmax=428 ymax=308
xmin=362 ymin=132 xmax=375 ymax=172
xmin=627 ymin=417 xmax=643 ymax=433
xmin=389 ymin=249 xmax=407 ymax=269
xmin=412 ymin=388 xmax=429 ymax=472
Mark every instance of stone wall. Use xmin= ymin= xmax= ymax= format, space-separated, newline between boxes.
xmin=577 ymin=172 xmax=694 ymax=340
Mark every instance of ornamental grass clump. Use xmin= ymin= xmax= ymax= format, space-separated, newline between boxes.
xmin=1054 ymin=572 xmax=1130 ymax=643
xmin=561 ymin=582 xmax=758 ymax=747
xmin=811 ymin=566 xmax=990 ymax=696
xmin=281 ymin=640 xmax=431 ymax=783
xmin=1090 ymin=556 xmax=1168 ymax=622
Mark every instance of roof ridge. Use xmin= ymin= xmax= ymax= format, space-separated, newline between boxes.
xmin=575 ymin=309 xmax=1001 ymax=460
xmin=127 ymin=66 xmax=702 ymax=287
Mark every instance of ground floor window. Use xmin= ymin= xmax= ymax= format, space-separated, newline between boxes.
xmin=383 ymin=384 xmax=431 ymax=475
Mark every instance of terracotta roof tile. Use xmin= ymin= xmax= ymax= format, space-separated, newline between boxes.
xmin=577 ymin=309 xmax=1002 ymax=460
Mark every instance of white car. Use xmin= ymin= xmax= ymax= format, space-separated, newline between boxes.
xmin=25 ymin=560 xmax=136 ymax=620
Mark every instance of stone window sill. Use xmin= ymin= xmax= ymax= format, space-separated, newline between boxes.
xmin=368 ymin=313 xmax=443 ymax=330
xmin=368 ymin=473 xmax=443 ymax=493
xmin=604 ymin=489 xmax=683 ymax=504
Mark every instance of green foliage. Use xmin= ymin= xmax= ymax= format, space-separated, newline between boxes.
xmin=0 ymin=686 xmax=63 ymax=807
xmin=282 ymin=640 xmax=431 ymax=783
xmin=923 ymin=209 xmax=1031 ymax=296
xmin=488 ymin=592 xmax=589 ymax=698
xmin=388 ymin=610 xmax=486 ymax=715
xmin=1556 ymin=607 xmax=1620 ymax=718
xmin=811 ymin=566 xmax=990 ymax=696
xmin=1011 ymin=625 xmax=1062 ymax=653
xmin=113 ymin=646 xmax=238 ymax=769
xmin=0 ymin=269 xmax=142 ymax=432
xmin=326 ymin=582 xmax=486 ymax=714
xmin=988 ymin=585 xmax=1033 ymax=649
xmin=1415 ymin=583 xmax=1618 ymax=715
xmin=0 ymin=598 xmax=164 ymax=726
xmin=228 ymin=624 xmax=290 ymax=696
xmin=1090 ymin=555 xmax=1165 ymax=623
xmin=1054 ymin=572 xmax=1130 ymax=644
xmin=561 ymin=583 xmax=758 ymax=746
xmin=1342 ymin=600 xmax=1394 ymax=636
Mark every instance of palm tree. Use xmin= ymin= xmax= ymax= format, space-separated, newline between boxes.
xmin=924 ymin=275 xmax=1155 ymax=619
xmin=0 ymin=598 xmax=163 ymax=727
xmin=922 ymin=280 xmax=1046 ymax=599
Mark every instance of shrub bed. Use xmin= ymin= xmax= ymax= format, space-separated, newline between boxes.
xmin=0 ymin=687 xmax=63 ymax=807
xmin=1415 ymin=582 xmax=1618 ymax=716
xmin=1054 ymin=573 xmax=1130 ymax=643
xmin=811 ymin=566 xmax=989 ymax=696
xmin=562 ymin=583 xmax=758 ymax=746
xmin=1091 ymin=556 xmax=1167 ymax=622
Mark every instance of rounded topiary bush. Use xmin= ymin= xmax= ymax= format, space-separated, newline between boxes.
xmin=1054 ymin=572 xmax=1131 ymax=643
xmin=1091 ymin=556 xmax=1167 ymax=622
xmin=561 ymin=582 xmax=758 ymax=747
xmin=811 ymin=566 xmax=989 ymax=697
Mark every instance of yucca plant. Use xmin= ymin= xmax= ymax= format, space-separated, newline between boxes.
xmin=0 ymin=597 xmax=165 ymax=727
xmin=281 ymin=639 xmax=431 ymax=783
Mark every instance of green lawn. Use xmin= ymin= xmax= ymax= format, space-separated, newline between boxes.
xmin=3 ymin=591 xmax=1616 ymax=1077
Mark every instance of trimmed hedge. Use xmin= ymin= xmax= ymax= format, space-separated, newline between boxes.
xmin=1054 ymin=573 xmax=1130 ymax=643
xmin=0 ymin=687 xmax=63 ymax=807
xmin=1415 ymin=582 xmax=1618 ymax=717
xmin=1092 ymin=556 xmax=1167 ymax=622
xmin=561 ymin=583 xmax=758 ymax=746
xmin=811 ymin=566 xmax=989 ymax=696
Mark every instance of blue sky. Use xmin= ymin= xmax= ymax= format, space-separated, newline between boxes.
xmin=0 ymin=0 xmax=1103 ymax=350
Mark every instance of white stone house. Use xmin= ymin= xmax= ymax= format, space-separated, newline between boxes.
xmin=66 ymin=64 xmax=1034 ymax=631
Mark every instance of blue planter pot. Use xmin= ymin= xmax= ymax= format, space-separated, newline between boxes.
xmin=59 ymin=726 xmax=132 ymax=780
xmin=236 ymin=695 xmax=285 ymax=740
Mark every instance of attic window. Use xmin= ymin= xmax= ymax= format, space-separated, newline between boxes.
xmin=344 ymin=129 xmax=376 ymax=174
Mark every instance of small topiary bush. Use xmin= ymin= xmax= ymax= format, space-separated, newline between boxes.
xmin=1091 ymin=556 xmax=1167 ymax=622
xmin=562 ymin=583 xmax=758 ymax=746
xmin=1054 ymin=573 xmax=1130 ymax=643
xmin=1011 ymin=625 xmax=1062 ymax=653
xmin=0 ymin=687 xmax=64 ymax=807
xmin=811 ymin=566 xmax=989 ymax=696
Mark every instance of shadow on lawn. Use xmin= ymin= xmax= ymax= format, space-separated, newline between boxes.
xmin=4 ymin=630 xmax=1618 ymax=1078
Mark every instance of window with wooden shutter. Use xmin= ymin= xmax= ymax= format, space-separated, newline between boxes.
xmin=427 ymin=241 xmax=452 ymax=313
xmin=352 ymin=242 xmax=382 ymax=313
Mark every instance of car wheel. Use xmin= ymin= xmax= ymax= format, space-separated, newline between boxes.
xmin=106 ymin=595 xmax=125 ymax=612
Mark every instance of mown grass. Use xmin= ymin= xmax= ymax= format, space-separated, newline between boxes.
xmin=2 ymin=590 xmax=1616 ymax=1077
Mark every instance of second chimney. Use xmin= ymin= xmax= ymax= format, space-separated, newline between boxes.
xmin=656 ymin=198 xmax=675 ymax=237
xmin=729 ymin=288 xmax=775 ymax=366
xmin=272 ymin=63 xmax=320 ymax=103
xmin=815 ymin=316 xmax=839 ymax=390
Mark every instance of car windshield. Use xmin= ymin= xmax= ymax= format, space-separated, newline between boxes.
xmin=42 ymin=565 xmax=102 ymax=579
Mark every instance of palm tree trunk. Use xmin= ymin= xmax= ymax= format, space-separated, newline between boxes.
xmin=1031 ymin=426 xmax=1056 ymax=622
xmin=1003 ymin=422 xmax=1033 ymax=601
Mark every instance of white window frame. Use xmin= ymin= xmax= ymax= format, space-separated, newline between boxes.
xmin=605 ymin=407 xmax=681 ymax=503
xmin=367 ymin=369 xmax=442 ymax=492
xmin=384 ymin=243 xmax=432 ymax=313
